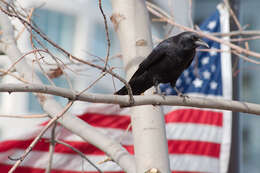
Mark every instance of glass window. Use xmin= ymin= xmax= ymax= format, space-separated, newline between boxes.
xmin=28 ymin=9 xmax=76 ymax=113
xmin=32 ymin=8 xmax=76 ymax=54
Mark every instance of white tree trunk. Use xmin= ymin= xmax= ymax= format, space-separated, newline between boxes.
xmin=111 ymin=1 xmax=170 ymax=173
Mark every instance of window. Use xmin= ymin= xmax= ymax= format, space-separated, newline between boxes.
xmin=32 ymin=8 xmax=76 ymax=55
xmin=28 ymin=8 xmax=76 ymax=113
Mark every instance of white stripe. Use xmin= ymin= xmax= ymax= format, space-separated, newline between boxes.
xmin=218 ymin=3 xmax=232 ymax=173
xmin=0 ymin=127 xmax=41 ymax=141
xmin=46 ymin=123 xmax=222 ymax=145
xmin=77 ymin=103 xmax=130 ymax=116
xmin=166 ymin=123 xmax=222 ymax=143
xmin=169 ymin=154 xmax=219 ymax=173
xmin=57 ymin=127 xmax=133 ymax=145
xmin=1 ymin=150 xmax=220 ymax=172
xmin=0 ymin=149 xmax=122 ymax=171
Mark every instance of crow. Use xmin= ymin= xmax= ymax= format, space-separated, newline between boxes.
xmin=115 ymin=32 xmax=209 ymax=96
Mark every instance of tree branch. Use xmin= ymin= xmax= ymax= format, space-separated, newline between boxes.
xmin=0 ymin=2 xmax=136 ymax=172
xmin=1 ymin=83 xmax=260 ymax=115
xmin=8 ymin=101 xmax=73 ymax=173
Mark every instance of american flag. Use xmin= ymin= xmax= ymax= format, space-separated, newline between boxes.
xmin=160 ymin=4 xmax=232 ymax=173
xmin=0 ymin=4 xmax=232 ymax=173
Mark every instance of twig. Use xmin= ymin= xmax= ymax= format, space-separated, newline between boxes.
xmin=212 ymin=30 xmax=260 ymax=37
xmin=0 ymin=2 xmax=134 ymax=103
xmin=15 ymin=8 xmax=34 ymax=40
xmin=0 ymin=49 xmax=47 ymax=76
xmin=98 ymin=0 xmax=111 ymax=70
xmin=223 ymin=0 xmax=242 ymax=31
xmin=0 ymin=113 xmax=48 ymax=118
xmin=28 ymin=19 xmax=56 ymax=86
xmin=146 ymin=2 xmax=260 ymax=59
xmin=232 ymin=50 xmax=260 ymax=64
xmin=55 ymin=139 xmax=103 ymax=173
xmin=8 ymin=101 xmax=73 ymax=173
xmin=146 ymin=1 xmax=173 ymax=20
xmin=77 ymin=72 xmax=107 ymax=96
xmin=118 ymin=123 xmax=132 ymax=144
xmin=98 ymin=157 xmax=113 ymax=164
xmin=0 ymin=69 xmax=29 ymax=83
xmin=230 ymin=35 xmax=260 ymax=42
xmin=45 ymin=123 xmax=57 ymax=173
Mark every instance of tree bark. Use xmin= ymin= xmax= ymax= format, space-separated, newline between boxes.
xmin=111 ymin=0 xmax=171 ymax=173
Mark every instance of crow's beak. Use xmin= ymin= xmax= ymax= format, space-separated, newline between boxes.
xmin=195 ymin=39 xmax=209 ymax=48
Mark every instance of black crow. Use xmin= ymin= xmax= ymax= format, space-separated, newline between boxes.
xmin=115 ymin=32 xmax=209 ymax=95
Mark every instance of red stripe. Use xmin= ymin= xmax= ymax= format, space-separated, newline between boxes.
xmin=0 ymin=139 xmax=219 ymax=158
xmin=0 ymin=139 xmax=134 ymax=155
xmin=165 ymin=109 xmax=223 ymax=126
xmin=78 ymin=113 xmax=131 ymax=130
xmin=0 ymin=163 xmax=204 ymax=173
xmin=42 ymin=109 xmax=222 ymax=129
xmin=0 ymin=163 xmax=124 ymax=173
xmin=41 ymin=113 xmax=131 ymax=130
xmin=168 ymin=140 xmax=220 ymax=158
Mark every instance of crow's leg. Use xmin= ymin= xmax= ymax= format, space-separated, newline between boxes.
xmin=171 ymin=82 xmax=188 ymax=98
xmin=174 ymin=87 xmax=184 ymax=97
xmin=153 ymin=79 xmax=165 ymax=99
xmin=152 ymin=78 xmax=160 ymax=94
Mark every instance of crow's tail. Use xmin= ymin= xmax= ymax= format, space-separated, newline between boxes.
xmin=114 ymin=74 xmax=153 ymax=95
xmin=114 ymin=86 xmax=129 ymax=95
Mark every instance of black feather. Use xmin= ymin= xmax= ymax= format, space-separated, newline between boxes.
xmin=115 ymin=32 xmax=209 ymax=95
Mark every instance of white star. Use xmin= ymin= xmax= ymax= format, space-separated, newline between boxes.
xmin=209 ymin=49 xmax=217 ymax=56
xmin=211 ymin=65 xmax=216 ymax=72
xmin=202 ymin=57 xmax=209 ymax=65
xmin=183 ymin=70 xmax=189 ymax=77
xmin=203 ymin=70 xmax=211 ymax=79
xmin=193 ymin=78 xmax=203 ymax=88
xmin=176 ymin=78 xmax=182 ymax=87
xmin=210 ymin=81 xmax=218 ymax=90
xmin=208 ymin=20 xmax=216 ymax=30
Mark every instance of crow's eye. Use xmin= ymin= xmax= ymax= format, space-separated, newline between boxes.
xmin=191 ymin=35 xmax=198 ymax=41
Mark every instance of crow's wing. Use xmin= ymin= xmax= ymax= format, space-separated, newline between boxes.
xmin=185 ymin=58 xmax=193 ymax=69
xmin=130 ymin=42 xmax=170 ymax=80
xmin=184 ymin=50 xmax=196 ymax=69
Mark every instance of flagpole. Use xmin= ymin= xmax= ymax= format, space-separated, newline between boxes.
xmin=228 ymin=0 xmax=241 ymax=172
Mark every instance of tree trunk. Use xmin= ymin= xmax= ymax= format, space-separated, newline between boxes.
xmin=111 ymin=0 xmax=170 ymax=172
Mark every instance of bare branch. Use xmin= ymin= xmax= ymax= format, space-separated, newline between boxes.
xmin=0 ymin=114 xmax=48 ymax=118
xmin=98 ymin=0 xmax=111 ymax=70
xmin=212 ymin=30 xmax=260 ymax=37
xmin=45 ymin=123 xmax=57 ymax=173
xmin=8 ymin=101 xmax=73 ymax=173
xmin=0 ymin=1 xmax=135 ymax=103
xmin=0 ymin=3 xmax=136 ymax=171
xmin=146 ymin=1 xmax=260 ymax=59
xmin=223 ymin=0 xmax=242 ymax=31
xmin=1 ymin=83 xmax=260 ymax=115
xmin=55 ymin=139 xmax=103 ymax=173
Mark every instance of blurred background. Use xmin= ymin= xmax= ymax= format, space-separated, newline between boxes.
xmin=0 ymin=0 xmax=259 ymax=172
